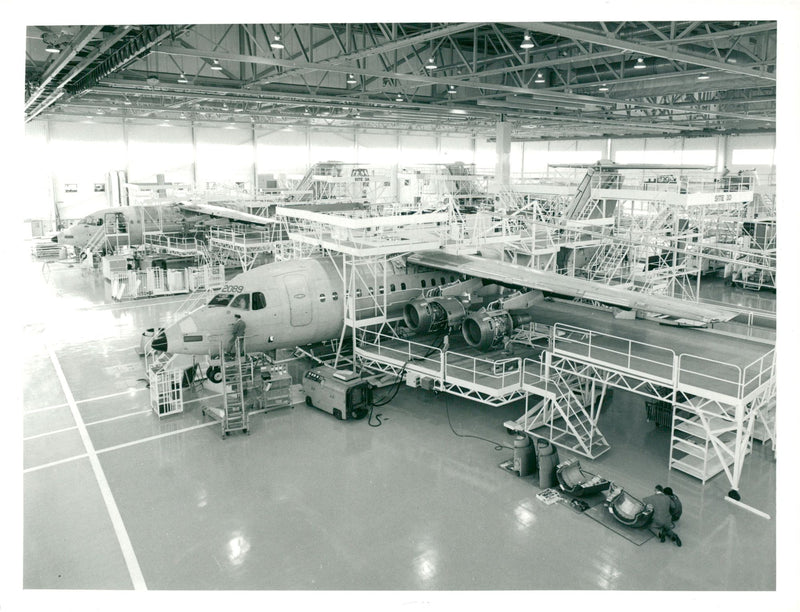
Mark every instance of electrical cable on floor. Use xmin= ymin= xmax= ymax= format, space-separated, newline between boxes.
xmin=444 ymin=393 xmax=513 ymax=451
xmin=366 ymin=331 xmax=450 ymax=425
xmin=369 ymin=331 xmax=447 ymax=409
xmin=367 ymin=403 xmax=383 ymax=427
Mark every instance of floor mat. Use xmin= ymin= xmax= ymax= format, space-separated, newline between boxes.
xmin=584 ymin=503 xmax=655 ymax=546
xmin=559 ymin=489 xmax=607 ymax=510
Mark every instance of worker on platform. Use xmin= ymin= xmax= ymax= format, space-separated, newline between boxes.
xmin=663 ymin=486 xmax=683 ymax=524
xmin=227 ymin=314 xmax=246 ymax=356
xmin=643 ymin=484 xmax=682 ymax=547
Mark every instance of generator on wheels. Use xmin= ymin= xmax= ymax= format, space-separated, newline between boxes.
xmin=302 ymin=366 xmax=371 ymax=420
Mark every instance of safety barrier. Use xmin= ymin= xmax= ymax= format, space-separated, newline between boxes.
xmin=552 ymin=323 xmax=676 ymax=383
xmin=109 ymin=264 xmax=225 ymax=301
xmin=144 ymin=233 xmax=199 ymax=252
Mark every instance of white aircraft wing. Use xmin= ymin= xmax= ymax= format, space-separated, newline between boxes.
xmin=177 ymin=201 xmax=277 ymax=225
xmin=407 ymin=251 xmax=735 ymax=323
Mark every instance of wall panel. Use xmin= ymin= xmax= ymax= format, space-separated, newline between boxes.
xmin=194 ymin=125 xmax=254 ymax=188
xmin=126 ymin=122 xmax=194 ymax=185
xmin=309 ymin=131 xmax=356 ymax=164
xmin=256 ymin=127 xmax=308 ymax=177
xmin=355 ymin=132 xmax=399 ymax=166
xmin=47 ymin=120 xmax=126 ymax=218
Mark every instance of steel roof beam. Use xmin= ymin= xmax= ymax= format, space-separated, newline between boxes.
xmin=25 ymin=25 xmax=103 ymax=110
xmin=509 ymin=22 xmax=776 ymax=81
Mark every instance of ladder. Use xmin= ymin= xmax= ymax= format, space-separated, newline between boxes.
xmin=209 ymin=337 xmax=250 ymax=437
xmin=563 ymin=167 xmax=596 ymax=220
xmin=586 ymin=241 xmax=630 ymax=283
xmin=82 ymin=225 xmax=107 ymax=257
xmin=521 ymin=365 xmax=610 ymax=459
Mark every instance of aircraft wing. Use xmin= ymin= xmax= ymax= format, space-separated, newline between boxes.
xmin=548 ymin=162 xmax=713 ymax=170
xmin=177 ymin=201 xmax=276 ymax=225
xmin=407 ymin=251 xmax=735 ymax=323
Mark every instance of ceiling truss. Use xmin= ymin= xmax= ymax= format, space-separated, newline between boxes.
xmin=25 ymin=22 xmax=776 ymax=140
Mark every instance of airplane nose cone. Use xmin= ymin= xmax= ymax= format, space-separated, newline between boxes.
xmin=151 ymin=328 xmax=168 ymax=352
xmin=51 ymin=234 xmax=59 ymax=243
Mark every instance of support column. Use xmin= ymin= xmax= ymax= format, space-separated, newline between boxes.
xmin=492 ymin=119 xmax=512 ymax=193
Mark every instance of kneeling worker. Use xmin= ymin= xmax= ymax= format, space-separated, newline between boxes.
xmin=643 ymin=484 xmax=682 ymax=547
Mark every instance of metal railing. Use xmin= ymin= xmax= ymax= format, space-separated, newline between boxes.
xmin=552 ymin=323 xmax=677 ymax=383
xmin=144 ymin=233 xmax=199 ymax=252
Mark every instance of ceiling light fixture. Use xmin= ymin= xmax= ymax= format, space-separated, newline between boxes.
xmin=534 ymin=72 xmax=545 ymax=84
xmin=346 ymin=73 xmax=358 ymax=85
xmin=211 ymin=59 xmax=223 ymax=71
xmin=45 ymin=43 xmax=60 ymax=53
xmin=697 ymin=73 xmax=710 ymax=80
xmin=634 ymin=57 xmax=646 ymax=69
xmin=520 ymin=34 xmax=534 ymax=50
xmin=270 ymin=35 xmax=284 ymax=50
xmin=598 ymin=84 xmax=609 ymax=92
xmin=447 ymin=84 xmax=457 ymax=94
xmin=425 ymin=58 xmax=437 ymax=70
xmin=177 ymin=73 xmax=188 ymax=84
xmin=450 ymin=109 xmax=467 ymax=115
xmin=395 ymin=94 xmax=404 ymax=102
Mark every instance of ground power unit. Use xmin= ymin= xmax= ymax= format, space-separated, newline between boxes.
xmin=302 ymin=366 xmax=371 ymax=420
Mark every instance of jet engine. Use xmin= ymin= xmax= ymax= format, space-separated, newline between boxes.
xmin=403 ymin=296 xmax=468 ymax=334
xmin=461 ymin=309 xmax=534 ymax=351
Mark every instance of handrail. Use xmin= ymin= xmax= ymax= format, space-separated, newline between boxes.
xmin=677 ymin=352 xmax=742 ymax=399
xmin=552 ymin=322 xmax=676 ymax=381
xmin=357 ymin=329 xmax=522 ymax=390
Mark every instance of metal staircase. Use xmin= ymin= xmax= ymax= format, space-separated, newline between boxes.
xmin=204 ymin=337 xmax=250 ymax=437
xmin=520 ymin=361 xmax=610 ymax=459
xmin=586 ymin=241 xmax=630 ymax=283
xmin=563 ymin=167 xmax=596 ymax=220
xmin=82 ymin=225 xmax=107 ymax=256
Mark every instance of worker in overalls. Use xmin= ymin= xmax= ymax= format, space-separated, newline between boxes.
xmin=228 ymin=314 xmax=246 ymax=356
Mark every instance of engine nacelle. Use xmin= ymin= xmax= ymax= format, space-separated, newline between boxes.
xmin=462 ymin=309 xmax=534 ymax=351
xmin=403 ymin=296 xmax=467 ymax=334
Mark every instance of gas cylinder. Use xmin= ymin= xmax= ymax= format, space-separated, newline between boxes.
xmin=512 ymin=434 xmax=535 ymax=477
xmin=536 ymin=439 xmax=560 ymax=489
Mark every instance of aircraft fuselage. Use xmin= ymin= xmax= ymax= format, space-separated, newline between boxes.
xmin=154 ymin=257 xmax=464 ymax=355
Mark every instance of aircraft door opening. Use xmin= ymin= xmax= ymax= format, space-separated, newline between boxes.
xmin=283 ymin=274 xmax=312 ymax=327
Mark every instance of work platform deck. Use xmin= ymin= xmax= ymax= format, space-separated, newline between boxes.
xmin=356 ymin=299 xmax=774 ymax=406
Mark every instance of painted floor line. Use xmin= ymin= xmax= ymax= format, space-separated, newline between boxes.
xmin=86 ymin=409 xmax=152 ymax=426
xmin=24 ymin=425 xmax=79 ymax=441
xmin=46 ymin=344 xmax=148 ymax=591
xmin=24 ymin=409 xmax=152 ymax=442
xmin=23 ymin=453 xmax=89 ymax=474
xmin=25 ymin=387 xmax=149 ymax=415
xmin=96 ymin=421 xmax=218 ymax=455
xmin=24 ymin=402 xmax=69 ymax=415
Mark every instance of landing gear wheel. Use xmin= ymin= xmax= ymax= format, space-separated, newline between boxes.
xmin=305 ymin=396 xmax=314 ymax=407
xmin=206 ymin=365 xmax=222 ymax=384
xmin=728 ymin=489 xmax=741 ymax=501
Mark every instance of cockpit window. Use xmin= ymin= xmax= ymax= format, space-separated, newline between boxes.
xmin=252 ymin=292 xmax=266 ymax=311
xmin=208 ymin=293 xmax=234 ymax=307
xmin=231 ymin=294 xmax=250 ymax=310
xmin=82 ymin=215 xmax=103 ymax=226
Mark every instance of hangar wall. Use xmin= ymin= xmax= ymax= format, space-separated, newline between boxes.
xmin=24 ymin=118 xmax=776 ymax=221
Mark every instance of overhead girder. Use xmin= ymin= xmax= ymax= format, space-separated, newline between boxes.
xmin=510 ymin=22 xmax=775 ymax=81
xmin=25 ymin=25 xmax=104 ymax=111
xmin=27 ymin=22 xmax=776 ymax=140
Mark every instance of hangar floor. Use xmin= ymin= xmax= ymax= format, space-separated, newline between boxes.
xmin=20 ymin=258 xmax=777 ymax=595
